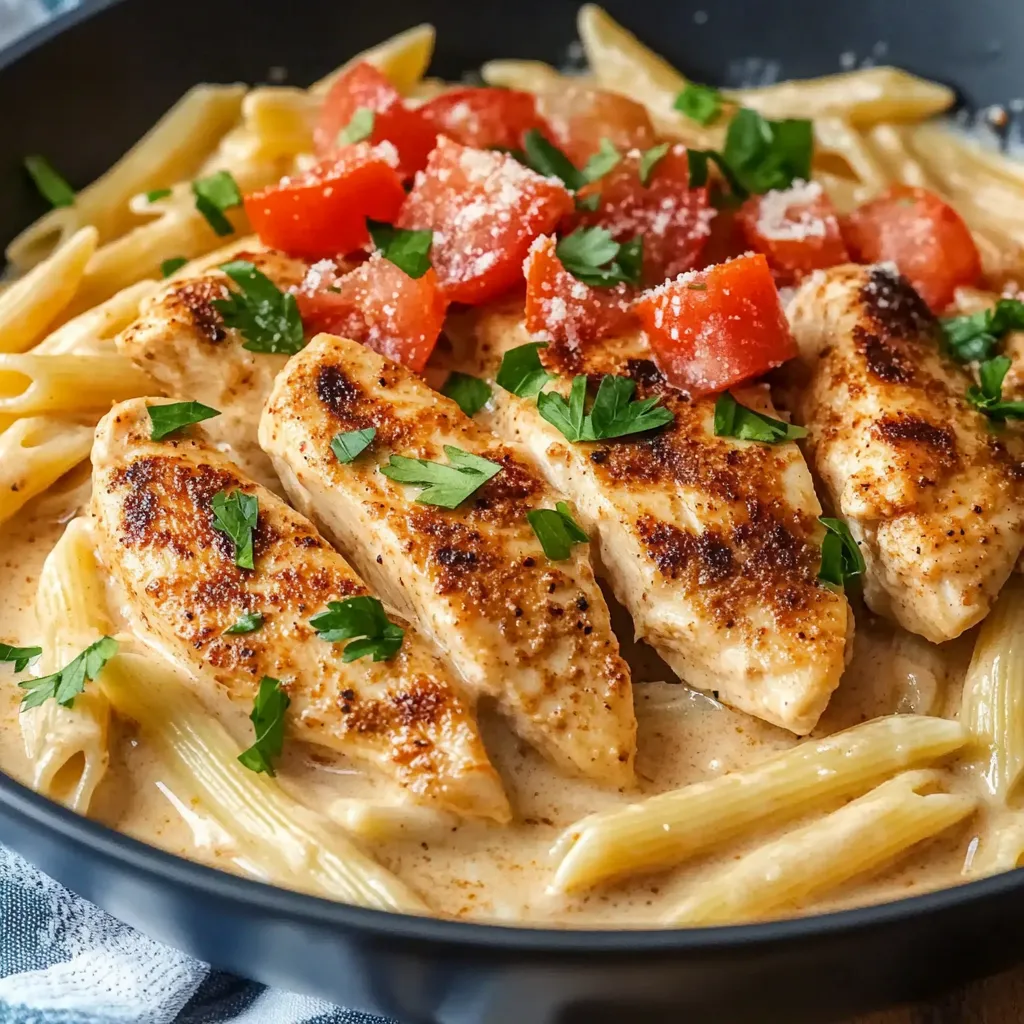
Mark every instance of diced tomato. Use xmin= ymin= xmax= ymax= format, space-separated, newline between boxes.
xmin=536 ymin=85 xmax=656 ymax=167
xmin=841 ymin=186 xmax=981 ymax=311
xmin=634 ymin=252 xmax=797 ymax=395
xmin=295 ymin=253 xmax=447 ymax=372
xmin=575 ymin=144 xmax=712 ymax=285
xmin=419 ymin=87 xmax=550 ymax=152
xmin=524 ymin=235 xmax=636 ymax=345
xmin=244 ymin=145 xmax=406 ymax=260
xmin=736 ymin=180 xmax=849 ymax=285
xmin=314 ymin=61 xmax=437 ymax=179
xmin=397 ymin=137 xmax=574 ymax=305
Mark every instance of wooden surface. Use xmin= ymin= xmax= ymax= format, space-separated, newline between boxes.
xmin=856 ymin=966 xmax=1024 ymax=1023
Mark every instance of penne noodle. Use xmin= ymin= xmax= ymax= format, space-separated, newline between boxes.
xmin=7 ymin=85 xmax=246 ymax=271
xmin=864 ymin=123 xmax=940 ymax=189
xmin=663 ymin=771 xmax=976 ymax=925
xmin=311 ymin=23 xmax=435 ymax=98
xmin=550 ymin=715 xmax=966 ymax=893
xmin=0 ymin=228 xmax=97 ymax=354
xmin=327 ymin=798 xmax=457 ymax=843
xmin=238 ymin=86 xmax=316 ymax=160
xmin=33 ymin=279 xmax=158 ymax=356
xmin=813 ymin=118 xmax=890 ymax=194
xmin=964 ymin=816 xmax=1024 ymax=876
xmin=480 ymin=59 xmax=565 ymax=93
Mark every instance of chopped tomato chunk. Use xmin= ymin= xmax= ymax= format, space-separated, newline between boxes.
xmin=736 ymin=180 xmax=849 ymax=285
xmin=244 ymin=145 xmax=406 ymax=260
xmin=314 ymin=61 xmax=437 ymax=179
xmin=537 ymin=86 xmax=656 ymax=167
xmin=397 ymin=137 xmax=574 ymax=305
xmin=295 ymin=253 xmax=447 ymax=371
xmin=575 ymin=144 xmax=712 ymax=285
xmin=635 ymin=253 xmax=797 ymax=395
xmin=419 ymin=88 xmax=550 ymax=152
xmin=841 ymin=186 xmax=981 ymax=311
xmin=524 ymin=235 xmax=636 ymax=345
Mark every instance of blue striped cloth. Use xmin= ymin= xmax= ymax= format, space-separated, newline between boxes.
xmin=0 ymin=5 xmax=393 ymax=1022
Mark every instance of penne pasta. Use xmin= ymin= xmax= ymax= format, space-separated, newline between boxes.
xmin=33 ymin=280 xmax=158 ymax=356
xmin=237 ymin=86 xmax=316 ymax=160
xmin=964 ymin=816 xmax=1024 ymax=877
xmin=326 ymin=798 xmax=457 ymax=843
xmin=311 ymin=23 xmax=435 ymax=98
xmin=550 ymin=715 xmax=966 ymax=893
xmin=864 ymin=123 xmax=939 ymax=189
xmin=663 ymin=771 xmax=976 ymax=925
xmin=480 ymin=59 xmax=565 ymax=93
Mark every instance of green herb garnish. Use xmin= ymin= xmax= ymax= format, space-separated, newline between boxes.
xmin=309 ymin=596 xmax=405 ymax=662
xmin=441 ymin=372 xmax=492 ymax=417
xmin=18 ymin=637 xmax=118 ymax=711
xmin=146 ymin=188 xmax=173 ymax=202
xmin=380 ymin=446 xmax=502 ymax=509
xmin=520 ymin=130 xmax=620 ymax=192
xmin=212 ymin=259 xmax=306 ymax=354
xmin=496 ymin=342 xmax=555 ymax=398
xmin=148 ymin=401 xmax=220 ymax=441
xmin=211 ymin=490 xmax=259 ymax=570
xmin=674 ymin=83 xmax=723 ymax=125
xmin=817 ymin=517 xmax=865 ymax=589
xmin=555 ymin=226 xmax=643 ymax=288
xmin=0 ymin=643 xmax=42 ymax=673
xmin=638 ymin=142 xmax=672 ymax=186
xmin=225 ymin=612 xmax=264 ymax=635
xmin=160 ymin=256 xmax=188 ymax=278
xmin=330 ymin=427 xmax=376 ymax=463
xmin=713 ymin=392 xmax=807 ymax=444
xmin=338 ymin=107 xmax=375 ymax=145
xmin=527 ymin=501 xmax=589 ymax=561
xmin=237 ymin=676 xmax=290 ymax=775
xmin=941 ymin=298 xmax=1024 ymax=364
xmin=24 ymin=155 xmax=74 ymax=208
xmin=192 ymin=170 xmax=243 ymax=236
xmin=966 ymin=356 xmax=1024 ymax=420
xmin=366 ymin=220 xmax=433 ymax=279
xmin=581 ymin=139 xmax=621 ymax=182
xmin=538 ymin=373 xmax=673 ymax=442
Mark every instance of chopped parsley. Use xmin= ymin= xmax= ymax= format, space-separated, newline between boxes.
xmin=18 ymin=637 xmax=118 ymax=711
xmin=24 ymin=155 xmax=74 ymax=208
xmin=309 ymin=596 xmax=405 ymax=662
xmin=520 ymin=130 xmax=620 ymax=192
xmin=146 ymin=188 xmax=173 ymax=202
xmin=0 ymin=643 xmax=42 ymax=673
xmin=160 ymin=256 xmax=188 ymax=278
xmin=224 ymin=612 xmax=264 ymax=635
xmin=581 ymin=138 xmax=621 ymax=182
xmin=211 ymin=489 xmax=259 ymax=570
xmin=674 ymin=83 xmax=723 ymax=125
xmin=380 ymin=446 xmax=502 ymax=509
xmin=575 ymin=192 xmax=601 ymax=212
xmin=941 ymin=298 xmax=1024 ymax=364
xmin=713 ymin=392 xmax=807 ymax=444
xmin=538 ymin=373 xmax=673 ymax=442
xmin=441 ymin=372 xmax=492 ymax=417
xmin=192 ymin=170 xmax=243 ymax=236
xmin=237 ymin=676 xmax=290 ymax=775
xmin=817 ymin=517 xmax=865 ymax=590
xmin=638 ymin=142 xmax=672 ymax=186
xmin=555 ymin=226 xmax=643 ymax=288
xmin=212 ymin=259 xmax=306 ymax=354
xmin=148 ymin=401 xmax=220 ymax=441
xmin=366 ymin=220 xmax=433 ymax=279
xmin=330 ymin=427 xmax=376 ymax=463
xmin=495 ymin=342 xmax=554 ymax=398
xmin=338 ymin=107 xmax=375 ymax=145
xmin=966 ymin=356 xmax=1024 ymax=420
xmin=527 ymin=502 xmax=589 ymax=561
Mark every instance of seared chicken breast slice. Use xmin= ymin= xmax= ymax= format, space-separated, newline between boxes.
xmin=91 ymin=397 xmax=509 ymax=821
xmin=260 ymin=333 xmax=636 ymax=786
xmin=783 ymin=264 xmax=1024 ymax=642
xmin=454 ymin=304 xmax=850 ymax=735
xmin=116 ymin=242 xmax=313 ymax=492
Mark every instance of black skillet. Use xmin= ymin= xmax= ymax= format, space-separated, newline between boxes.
xmin=2 ymin=1 xmax=1023 ymax=1020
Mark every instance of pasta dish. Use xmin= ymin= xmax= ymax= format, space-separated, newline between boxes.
xmin=4 ymin=5 xmax=1024 ymax=928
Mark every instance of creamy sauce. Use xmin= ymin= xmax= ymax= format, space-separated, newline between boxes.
xmin=0 ymin=477 xmax=1012 ymax=927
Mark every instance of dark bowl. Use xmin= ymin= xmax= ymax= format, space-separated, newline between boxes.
xmin=2 ymin=2 xmax=1024 ymax=1021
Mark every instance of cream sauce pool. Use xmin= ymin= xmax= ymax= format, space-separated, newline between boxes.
xmin=0 ymin=477 xmax=1004 ymax=927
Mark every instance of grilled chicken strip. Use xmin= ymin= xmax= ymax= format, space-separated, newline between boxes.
xmin=91 ymin=397 xmax=509 ymax=821
xmin=454 ymin=304 xmax=850 ymax=735
xmin=784 ymin=264 xmax=1024 ymax=642
xmin=116 ymin=242 xmax=313 ymax=492
xmin=260 ymin=333 xmax=636 ymax=786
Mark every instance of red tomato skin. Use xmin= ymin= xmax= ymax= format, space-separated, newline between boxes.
xmin=841 ymin=186 xmax=981 ymax=311
xmin=524 ymin=235 xmax=637 ymax=345
xmin=397 ymin=137 xmax=574 ymax=305
xmin=634 ymin=253 xmax=797 ymax=396
xmin=295 ymin=253 xmax=448 ymax=372
xmin=537 ymin=86 xmax=656 ymax=167
xmin=314 ymin=62 xmax=436 ymax=179
xmin=244 ymin=146 xmax=406 ymax=260
xmin=736 ymin=181 xmax=849 ymax=285
xmin=419 ymin=88 xmax=550 ymax=151
xmin=575 ymin=144 xmax=713 ymax=286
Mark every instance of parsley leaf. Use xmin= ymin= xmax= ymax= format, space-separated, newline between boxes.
xmin=674 ymin=83 xmax=723 ymax=125
xmin=331 ymin=427 xmax=376 ymax=463
xmin=941 ymin=298 xmax=1024 ymax=364
xmin=24 ymin=155 xmax=74 ymax=208
xmin=160 ymin=256 xmax=188 ymax=278
xmin=192 ymin=170 xmax=243 ymax=236
xmin=817 ymin=517 xmax=865 ymax=590
xmin=225 ymin=612 xmax=264 ymax=635
xmin=18 ymin=636 xmax=118 ymax=711
xmin=638 ymin=142 xmax=672 ymax=186
xmin=149 ymin=401 xmax=221 ymax=441
xmin=713 ymin=392 xmax=807 ymax=444
xmin=0 ymin=643 xmax=42 ymax=674
xmin=555 ymin=226 xmax=643 ymax=288
xmin=966 ymin=356 xmax=1024 ymax=420
xmin=581 ymin=138 xmax=622 ymax=183
xmin=380 ymin=446 xmax=502 ymax=509
xmin=146 ymin=188 xmax=172 ymax=202
xmin=366 ymin=220 xmax=433 ymax=279
xmin=211 ymin=490 xmax=259 ymax=570
xmin=527 ymin=501 xmax=588 ymax=561
xmin=522 ymin=129 xmax=586 ymax=190
xmin=212 ymin=259 xmax=306 ymax=354
xmin=441 ymin=372 xmax=492 ymax=417
xmin=722 ymin=110 xmax=813 ymax=196
xmin=537 ymin=374 xmax=673 ymax=442
xmin=575 ymin=192 xmax=601 ymax=212
xmin=338 ymin=106 xmax=375 ymax=145
xmin=237 ymin=676 xmax=290 ymax=775
xmin=309 ymin=596 xmax=405 ymax=662
xmin=496 ymin=342 xmax=555 ymax=398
